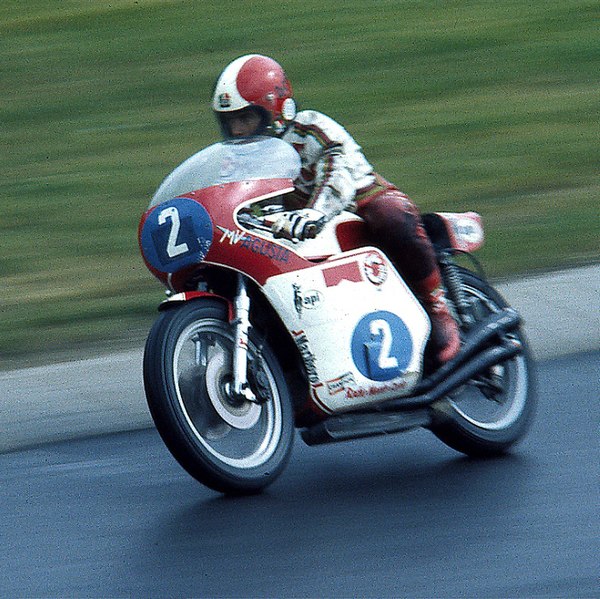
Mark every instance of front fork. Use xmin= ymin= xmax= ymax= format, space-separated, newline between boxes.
xmin=229 ymin=274 xmax=258 ymax=403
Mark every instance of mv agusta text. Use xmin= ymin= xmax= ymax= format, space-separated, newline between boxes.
xmin=138 ymin=136 xmax=535 ymax=495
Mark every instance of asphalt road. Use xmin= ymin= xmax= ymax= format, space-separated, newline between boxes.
xmin=1 ymin=351 xmax=598 ymax=598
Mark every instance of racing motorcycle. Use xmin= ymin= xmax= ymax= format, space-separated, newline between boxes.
xmin=138 ymin=135 xmax=535 ymax=495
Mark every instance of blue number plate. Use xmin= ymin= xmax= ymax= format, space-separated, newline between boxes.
xmin=140 ymin=197 xmax=213 ymax=273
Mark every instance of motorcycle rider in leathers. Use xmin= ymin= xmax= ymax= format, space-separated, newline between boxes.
xmin=212 ymin=54 xmax=461 ymax=365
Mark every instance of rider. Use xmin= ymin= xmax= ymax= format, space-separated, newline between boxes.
xmin=211 ymin=54 xmax=461 ymax=365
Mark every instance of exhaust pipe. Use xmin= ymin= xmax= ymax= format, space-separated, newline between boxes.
xmin=301 ymin=409 xmax=433 ymax=445
xmin=412 ymin=307 xmax=521 ymax=396
xmin=380 ymin=337 xmax=522 ymax=411
xmin=301 ymin=308 xmax=522 ymax=446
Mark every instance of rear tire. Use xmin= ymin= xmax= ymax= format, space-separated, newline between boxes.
xmin=143 ymin=299 xmax=294 ymax=495
xmin=430 ymin=270 xmax=536 ymax=456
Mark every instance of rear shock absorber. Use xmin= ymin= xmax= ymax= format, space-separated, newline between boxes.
xmin=438 ymin=252 xmax=473 ymax=327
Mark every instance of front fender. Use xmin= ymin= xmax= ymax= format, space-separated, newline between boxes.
xmin=158 ymin=291 xmax=234 ymax=321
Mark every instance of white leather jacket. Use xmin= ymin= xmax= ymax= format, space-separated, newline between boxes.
xmin=281 ymin=110 xmax=379 ymax=220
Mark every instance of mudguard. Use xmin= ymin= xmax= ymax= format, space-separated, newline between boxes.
xmin=158 ymin=291 xmax=234 ymax=321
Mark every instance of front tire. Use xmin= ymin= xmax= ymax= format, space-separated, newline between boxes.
xmin=430 ymin=270 xmax=536 ymax=456
xmin=143 ymin=299 xmax=294 ymax=494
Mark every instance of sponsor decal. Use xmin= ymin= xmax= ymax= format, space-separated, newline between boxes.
xmin=345 ymin=379 xmax=408 ymax=400
xmin=218 ymin=93 xmax=231 ymax=108
xmin=217 ymin=226 xmax=290 ymax=263
xmin=450 ymin=219 xmax=483 ymax=245
xmin=362 ymin=251 xmax=387 ymax=285
xmin=292 ymin=330 xmax=320 ymax=384
xmin=293 ymin=284 xmax=322 ymax=316
xmin=217 ymin=226 xmax=246 ymax=245
xmin=240 ymin=235 xmax=290 ymax=263
xmin=322 ymin=261 xmax=363 ymax=287
xmin=326 ymin=372 xmax=357 ymax=396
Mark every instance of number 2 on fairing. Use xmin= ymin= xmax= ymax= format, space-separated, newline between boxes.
xmin=158 ymin=206 xmax=189 ymax=258
xmin=370 ymin=319 xmax=399 ymax=370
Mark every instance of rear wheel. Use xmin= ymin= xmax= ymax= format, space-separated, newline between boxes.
xmin=143 ymin=299 xmax=294 ymax=494
xmin=430 ymin=270 xmax=536 ymax=456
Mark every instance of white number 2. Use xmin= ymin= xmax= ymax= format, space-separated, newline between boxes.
xmin=370 ymin=319 xmax=398 ymax=370
xmin=158 ymin=207 xmax=189 ymax=258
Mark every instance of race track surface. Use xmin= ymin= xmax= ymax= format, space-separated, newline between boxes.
xmin=1 ymin=351 xmax=597 ymax=598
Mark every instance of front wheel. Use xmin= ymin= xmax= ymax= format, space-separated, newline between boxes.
xmin=430 ymin=269 xmax=536 ymax=456
xmin=143 ymin=299 xmax=294 ymax=495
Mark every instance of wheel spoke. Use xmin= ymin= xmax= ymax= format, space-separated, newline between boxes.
xmin=191 ymin=332 xmax=207 ymax=367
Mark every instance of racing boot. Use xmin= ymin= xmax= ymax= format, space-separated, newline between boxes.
xmin=414 ymin=271 xmax=461 ymax=365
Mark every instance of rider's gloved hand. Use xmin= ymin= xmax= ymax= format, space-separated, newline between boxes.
xmin=271 ymin=209 xmax=326 ymax=241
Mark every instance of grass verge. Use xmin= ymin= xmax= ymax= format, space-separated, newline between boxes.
xmin=1 ymin=0 xmax=598 ymax=362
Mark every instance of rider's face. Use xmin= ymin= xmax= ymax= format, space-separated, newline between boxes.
xmin=225 ymin=109 xmax=262 ymax=137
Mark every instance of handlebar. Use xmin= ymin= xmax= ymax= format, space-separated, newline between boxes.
xmin=237 ymin=212 xmax=273 ymax=233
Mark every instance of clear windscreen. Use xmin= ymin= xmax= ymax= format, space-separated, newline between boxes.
xmin=150 ymin=136 xmax=301 ymax=208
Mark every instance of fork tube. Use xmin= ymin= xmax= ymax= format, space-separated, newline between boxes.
xmin=232 ymin=274 xmax=253 ymax=398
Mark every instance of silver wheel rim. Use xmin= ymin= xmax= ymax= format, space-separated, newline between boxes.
xmin=172 ymin=319 xmax=283 ymax=469
xmin=446 ymin=286 xmax=529 ymax=430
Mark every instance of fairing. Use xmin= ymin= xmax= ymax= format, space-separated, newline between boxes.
xmin=262 ymin=248 xmax=430 ymax=412
xmin=140 ymin=136 xmax=370 ymax=288
xmin=140 ymin=137 xmax=309 ymax=288
xmin=138 ymin=136 xmax=480 ymax=414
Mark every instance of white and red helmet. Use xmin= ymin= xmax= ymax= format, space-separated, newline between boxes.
xmin=212 ymin=54 xmax=296 ymax=136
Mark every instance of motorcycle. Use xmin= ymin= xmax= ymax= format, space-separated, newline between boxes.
xmin=138 ymin=135 xmax=535 ymax=495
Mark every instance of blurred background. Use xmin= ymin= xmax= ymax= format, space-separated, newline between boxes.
xmin=1 ymin=0 xmax=598 ymax=362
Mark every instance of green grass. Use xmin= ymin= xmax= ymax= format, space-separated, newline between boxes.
xmin=1 ymin=0 xmax=598 ymax=361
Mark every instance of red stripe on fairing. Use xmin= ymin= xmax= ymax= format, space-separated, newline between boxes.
xmin=181 ymin=181 xmax=314 ymax=286
xmin=140 ymin=179 xmax=316 ymax=288
xmin=310 ymin=384 xmax=334 ymax=415
xmin=335 ymin=219 xmax=369 ymax=252
xmin=322 ymin=261 xmax=363 ymax=287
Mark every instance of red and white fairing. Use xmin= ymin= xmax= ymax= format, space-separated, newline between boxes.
xmin=262 ymin=243 xmax=430 ymax=413
xmin=139 ymin=137 xmax=484 ymax=416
